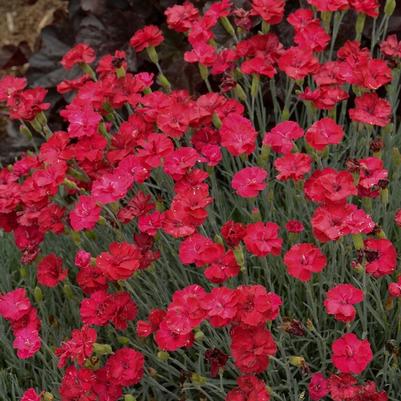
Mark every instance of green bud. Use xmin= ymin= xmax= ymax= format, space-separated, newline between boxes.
xmin=157 ymin=351 xmax=170 ymax=361
xmin=117 ymin=336 xmax=130 ymax=345
xmin=214 ymin=234 xmax=224 ymax=245
xmin=34 ymin=286 xmax=43 ymax=303
xmin=191 ymin=373 xmax=207 ymax=386
xmin=43 ymin=392 xmax=54 ymax=401
xmin=234 ymin=84 xmax=247 ymax=102
xmin=124 ymin=395 xmax=137 ymax=401
xmin=233 ymin=245 xmax=245 ymax=270
xmin=146 ymin=46 xmax=159 ymax=64
xmin=352 ymin=234 xmax=364 ymax=250
xmin=80 ymin=63 xmax=97 ymax=80
xmin=384 ymin=0 xmax=396 ymax=16
xmin=19 ymin=124 xmax=32 ymax=139
xmin=212 ymin=112 xmax=222 ymax=129
xmin=281 ymin=108 xmax=290 ymax=121
xmin=116 ymin=66 xmax=126 ymax=79
xmin=261 ymin=21 xmax=270 ymax=34
xmin=157 ymin=73 xmax=171 ymax=90
xmin=63 ymin=284 xmax=74 ymax=300
xmin=93 ymin=343 xmax=113 ymax=356
xmin=220 ymin=16 xmax=236 ymax=37
xmin=381 ymin=188 xmax=389 ymax=206
xmin=198 ymin=64 xmax=209 ymax=81
xmin=251 ymin=74 xmax=260 ymax=98
xmin=194 ymin=329 xmax=205 ymax=341
xmin=19 ymin=266 xmax=28 ymax=279
xmin=392 ymin=147 xmax=401 ymax=166
xmin=70 ymin=230 xmax=81 ymax=245
xmin=355 ymin=13 xmax=366 ymax=40
xmin=257 ymin=145 xmax=271 ymax=167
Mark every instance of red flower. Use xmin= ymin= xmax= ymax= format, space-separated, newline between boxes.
xmin=205 ymin=348 xmax=228 ymax=378
xmin=278 ymin=47 xmax=319 ymax=80
xmin=179 ymin=233 xmax=224 ymax=267
xmin=37 ymin=253 xmax=68 ymax=287
xmin=324 ymin=284 xmax=364 ymax=322
xmin=59 ymin=366 xmax=97 ymax=401
xmin=349 ymin=93 xmax=391 ymax=127
xmin=163 ymin=147 xmax=200 ymax=181
xmin=235 ymin=285 xmax=282 ymax=326
xmin=304 ymin=168 xmax=356 ymax=204
xmin=221 ymin=221 xmax=247 ymax=247
xmin=80 ymin=290 xmax=116 ymax=326
xmin=388 ymin=276 xmax=401 ymax=298
xmin=364 ymin=238 xmax=397 ymax=278
xmin=307 ymin=0 xmax=349 ymax=11
xmin=110 ymin=292 xmax=138 ymax=330
xmin=13 ymin=328 xmax=41 ymax=359
xmin=332 ymin=333 xmax=373 ymax=374
xmin=350 ymin=0 xmax=379 ymax=17
xmin=130 ymin=25 xmax=164 ymax=52
xmin=251 ymin=0 xmax=285 ymax=25
xmin=55 ymin=325 xmax=96 ymax=368
xmin=263 ymin=121 xmax=304 ymax=154
xmin=204 ymin=250 xmax=240 ymax=283
xmin=286 ymin=220 xmax=305 ymax=233
xmin=105 ymin=347 xmax=144 ymax=387
xmin=244 ymin=222 xmax=283 ymax=257
xmin=226 ymin=375 xmax=271 ymax=401
xmin=284 ymin=243 xmax=327 ymax=282
xmin=96 ymin=242 xmax=141 ymax=281
xmin=305 ymin=118 xmax=344 ymax=151
xmin=165 ymin=2 xmax=199 ymax=33
xmin=232 ymin=167 xmax=267 ymax=198
xmin=91 ymin=172 xmax=133 ymax=204
xmin=230 ymin=325 xmax=277 ymax=373
xmin=308 ymin=372 xmax=329 ymax=400
xmin=200 ymin=287 xmax=238 ymax=327
xmin=220 ymin=113 xmax=257 ymax=156
xmin=0 ymin=75 xmax=26 ymax=101
xmin=380 ymin=35 xmax=401 ymax=58
xmin=0 ymin=288 xmax=32 ymax=321
xmin=7 ymin=88 xmax=50 ymax=121
xmin=357 ymin=157 xmax=388 ymax=198
xmin=61 ymin=44 xmax=96 ymax=69
xmin=155 ymin=321 xmax=194 ymax=351
xmin=70 ymin=195 xmax=101 ymax=232
xmin=274 ymin=153 xmax=312 ymax=181
xmin=21 ymin=388 xmax=42 ymax=401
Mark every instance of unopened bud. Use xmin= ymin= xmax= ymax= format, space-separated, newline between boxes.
xmin=194 ymin=329 xmax=205 ymax=341
xmin=384 ymin=0 xmax=396 ymax=16
xmin=124 ymin=395 xmax=137 ymax=401
xmin=93 ymin=343 xmax=113 ymax=356
xmin=157 ymin=351 xmax=169 ymax=361
xmin=19 ymin=266 xmax=28 ymax=279
xmin=146 ymin=46 xmax=159 ymax=64
xmin=289 ymin=356 xmax=305 ymax=368
xmin=19 ymin=124 xmax=32 ymax=139
xmin=199 ymin=64 xmax=209 ymax=81
xmin=234 ymin=83 xmax=247 ymax=101
xmin=381 ymin=188 xmax=389 ymax=205
xmin=212 ymin=112 xmax=222 ymax=129
xmin=352 ymin=234 xmax=364 ymax=250
xmin=43 ymin=392 xmax=54 ymax=401
xmin=191 ymin=373 xmax=207 ymax=385
xmin=251 ymin=74 xmax=260 ymax=98
xmin=220 ymin=16 xmax=236 ymax=37
xmin=157 ymin=73 xmax=171 ymax=90
xmin=117 ymin=336 xmax=130 ymax=345
xmin=34 ymin=286 xmax=43 ymax=303
xmin=233 ymin=245 xmax=245 ymax=269
xmin=63 ymin=284 xmax=74 ymax=299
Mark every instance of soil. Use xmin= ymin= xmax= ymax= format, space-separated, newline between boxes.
xmin=0 ymin=0 xmax=67 ymax=48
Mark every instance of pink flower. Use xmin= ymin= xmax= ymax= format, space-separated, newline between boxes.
xmin=308 ymin=372 xmax=329 ymax=400
xmin=364 ymin=238 xmax=397 ymax=278
xmin=332 ymin=333 xmax=373 ymax=374
xmin=21 ymin=388 xmax=42 ymax=401
xmin=220 ymin=113 xmax=257 ymax=156
xmin=70 ymin=195 xmax=101 ymax=232
xmin=263 ymin=121 xmax=304 ymax=154
xmin=13 ymin=328 xmax=41 ymax=359
xmin=284 ymin=243 xmax=327 ymax=281
xmin=305 ymin=117 xmax=344 ymax=151
xmin=324 ymin=284 xmax=364 ymax=322
xmin=232 ymin=167 xmax=267 ymax=198
xmin=37 ymin=253 xmax=68 ymax=287
xmin=244 ymin=222 xmax=283 ymax=257
xmin=129 ymin=25 xmax=164 ymax=52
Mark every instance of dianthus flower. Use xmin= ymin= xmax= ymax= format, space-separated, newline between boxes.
xmin=251 ymin=0 xmax=285 ymax=25
xmin=349 ymin=93 xmax=391 ymax=127
xmin=70 ymin=195 xmax=101 ymax=232
xmin=305 ymin=118 xmax=344 ymax=151
xmin=274 ymin=153 xmax=312 ymax=181
xmin=129 ymin=25 xmax=164 ymax=52
xmin=332 ymin=333 xmax=373 ymax=374
xmin=37 ymin=253 xmax=68 ymax=287
xmin=308 ymin=372 xmax=329 ymax=401
xmin=226 ymin=375 xmax=271 ymax=401
xmin=278 ymin=47 xmax=319 ymax=80
xmin=61 ymin=43 xmax=96 ymax=69
xmin=244 ymin=222 xmax=283 ymax=257
xmin=284 ymin=243 xmax=327 ymax=281
xmin=364 ymin=238 xmax=397 ymax=278
xmin=324 ymin=284 xmax=364 ymax=322
xmin=165 ymin=2 xmax=199 ymax=32
xmin=232 ymin=167 xmax=267 ymax=198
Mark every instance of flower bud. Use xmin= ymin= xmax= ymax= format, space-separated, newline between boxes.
xmin=352 ymin=234 xmax=364 ymax=250
xmin=19 ymin=266 xmax=28 ymax=279
xmin=157 ymin=73 xmax=171 ymax=90
xmin=381 ymin=188 xmax=389 ymax=205
xmin=19 ymin=124 xmax=32 ymax=139
xmin=124 ymin=396 xmax=137 ymax=401
xmin=384 ymin=0 xmax=396 ymax=16
xmin=146 ymin=46 xmax=159 ymax=64
xmin=212 ymin=112 xmax=222 ymax=129
xmin=289 ymin=356 xmax=305 ymax=368
xmin=234 ymin=83 xmax=247 ymax=102
xmin=34 ymin=286 xmax=43 ymax=303
xmin=355 ymin=13 xmax=366 ymax=40
xmin=117 ymin=336 xmax=130 ymax=345
xmin=198 ymin=64 xmax=209 ymax=81
xmin=251 ymin=74 xmax=260 ymax=98
xmin=93 ymin=343 xmax=113 ymax=356
xmin=194 ymin=329 xmax=205 ymax=341
xmin=220 ymin=16 xmax=236 ymax=37
xmin=157 ymin=351 xmax=170 ymax=361
xmin=191 ymin=373 xmax=207 ymax=385
xmin=233 ymin=245 xmax=245 ymax=270
xmin=43 ymin=392 xmax=54 ymax=401
xmin=63 ymin=284 xmax=74 ymax=299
